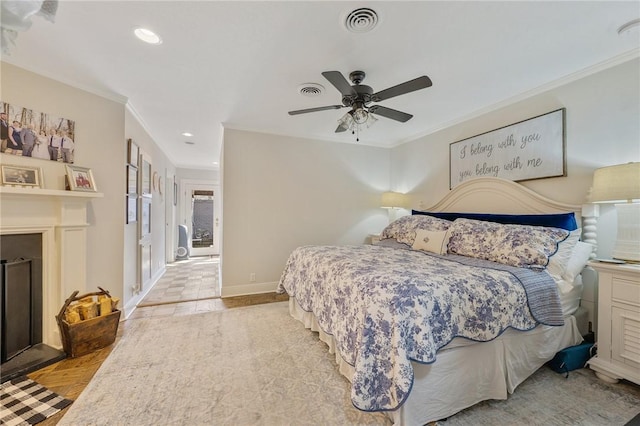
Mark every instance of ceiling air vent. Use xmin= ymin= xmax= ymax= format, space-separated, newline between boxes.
xmin=344 ymin=8 xmax=378 ymax=33
xmin=297 ymin=83 xmax=324 ymax=97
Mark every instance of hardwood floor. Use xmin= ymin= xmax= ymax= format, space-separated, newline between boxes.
xmin=27 ymin=292 xmax=289 ymax=425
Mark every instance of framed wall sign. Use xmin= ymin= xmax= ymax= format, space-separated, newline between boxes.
xmin=449 ymin=109 xmax=566 ymax=189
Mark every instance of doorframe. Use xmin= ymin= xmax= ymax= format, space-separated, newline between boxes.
xmin=180 ymin=179 xmax=220 ymax=256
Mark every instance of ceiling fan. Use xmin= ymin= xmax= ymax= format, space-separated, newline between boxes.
xmin=288 ymin=70 xmax=433 ymax=137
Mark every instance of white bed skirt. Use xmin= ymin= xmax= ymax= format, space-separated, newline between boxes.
xmin=288 ymin=297 xmax=583 ymax=426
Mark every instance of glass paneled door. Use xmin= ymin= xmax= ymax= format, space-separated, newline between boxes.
xmin=183 ymin=182 xmax=220 ymax=256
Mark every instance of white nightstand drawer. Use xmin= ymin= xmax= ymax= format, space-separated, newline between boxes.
xmin=612 ymin=277 xmax=640 ymax=305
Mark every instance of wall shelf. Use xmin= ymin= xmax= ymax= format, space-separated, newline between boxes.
xmin=0 ymin=186 xmax=103 ymax=199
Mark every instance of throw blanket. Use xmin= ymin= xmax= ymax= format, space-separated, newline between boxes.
xmin=277 ymin=244 xmax=562 ymax=412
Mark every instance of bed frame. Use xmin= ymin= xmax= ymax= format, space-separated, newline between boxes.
xmin=391 ymin=177 xmax=585 ymax=425
xmin=288 ymin=177 xmax=588 ymax=425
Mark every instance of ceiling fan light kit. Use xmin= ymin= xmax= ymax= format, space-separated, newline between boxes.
xmin=289 ymin=70 xmax=433 ymax=142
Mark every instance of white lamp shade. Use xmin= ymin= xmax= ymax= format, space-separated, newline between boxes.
xmin=589 ymin=162 xmax=640 ymax=203
xmin=381 ymin=192 xmax=407 ymax=208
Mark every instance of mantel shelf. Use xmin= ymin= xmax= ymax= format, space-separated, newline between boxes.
xmin=0 ymin=186 xmax=103 ymax=199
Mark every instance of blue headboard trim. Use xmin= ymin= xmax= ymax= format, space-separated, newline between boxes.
xmin=411 ymin=210 xmax=578 ymax=231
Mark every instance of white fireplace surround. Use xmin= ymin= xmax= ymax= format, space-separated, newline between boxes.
xmin=0 ymin=186 xmax=102 ymax=349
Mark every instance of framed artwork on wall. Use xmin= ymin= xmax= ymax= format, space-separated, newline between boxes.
xmin=141 ymin=197 xmax=151 ymax=236
xmin=1 ymin=100 xmax=76 ymax=163
xmin=449 ymin=108 xmax=566 ymax=189
xmin=126 ymin=195 xmax=137 ymax=224
xmin=127 ymin=165 xmax=138 ymax=195
xmin=141 ymin=158 xmax=151 ymax=196
xmin=127 ymin=138 xmax=139 ymax=167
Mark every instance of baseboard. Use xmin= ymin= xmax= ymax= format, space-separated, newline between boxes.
xmin=123 ymin=266 xmax=167 ymax=319
xmin=221 ymin=281 xmax=278 ymax=298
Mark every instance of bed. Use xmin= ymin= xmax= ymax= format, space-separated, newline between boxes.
xmin=277 ymin=178 xmax=593 ymax=425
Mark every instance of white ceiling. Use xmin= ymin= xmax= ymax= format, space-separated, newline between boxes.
xmin=4 ymin=1 xmax=639 ymax=169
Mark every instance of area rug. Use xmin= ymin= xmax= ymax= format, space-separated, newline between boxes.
xmin=59 ymin=301 xmax=640 ymax=426
xmin=0 ymin=376 xmax=72 ymax=426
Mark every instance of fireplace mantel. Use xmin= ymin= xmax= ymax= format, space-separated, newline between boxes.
xmin=0 ymin=186 xmax=103 ymax=349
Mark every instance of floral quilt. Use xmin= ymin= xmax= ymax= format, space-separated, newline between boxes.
xmin=277 ymin=244 xmax=562 ymax=412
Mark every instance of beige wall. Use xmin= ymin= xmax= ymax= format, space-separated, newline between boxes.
xmin=0 ymin=62 xmax=126 ymax=302
xmin=391 ymin=57 xmax=640 ymax=258
xmin=221 ymin=129 xmax=391 ymax=296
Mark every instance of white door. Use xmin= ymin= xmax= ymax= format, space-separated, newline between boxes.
xmin=182 ymin=181 xmax=220 ymax=256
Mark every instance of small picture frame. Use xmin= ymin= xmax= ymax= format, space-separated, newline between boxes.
xmin=141 ymin=159 xmax=151 ymax=196
xmin=127 ymin=139 xmax=139 ymax=167
xmin=65 ymin=165 xmax=97 ymax=192
xmin=127 ymin=165 xmax=138 ymax=195
xmin=126 ymin=195 xmax=137 ymax=224
xmin=1 ymin=164 xmax=42 ymax=187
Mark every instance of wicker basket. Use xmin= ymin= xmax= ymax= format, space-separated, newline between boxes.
xmin=56 ymin=287 xmax=121 ymax=358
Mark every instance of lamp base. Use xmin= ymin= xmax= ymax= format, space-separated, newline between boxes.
xmin=612 ymin=203 xmax=640 ymax=262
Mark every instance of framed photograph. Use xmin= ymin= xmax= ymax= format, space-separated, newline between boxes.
xmin=449 ymin=109 xmax=566 ymax=189
xmin=65 ymin=165 xmax=97 ymax=192
xmin=1 ymin=164 xmax=42 ymax=187
xmin=126 ymin=195 xmax=137 ymax=224
xmin=1 ymin=101 xmax=75 ymax=163
xmin=127 ymin=138 xmax=139 ymax=167
xmin=127 ymin=165 xmax=138 ymax=195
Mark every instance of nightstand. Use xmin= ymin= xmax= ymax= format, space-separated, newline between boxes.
xmin=587 ymin=261 xmax=640 ymax=385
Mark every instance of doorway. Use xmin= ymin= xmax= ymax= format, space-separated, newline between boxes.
xmin=181 ymin=180 xmax=220 ymax=257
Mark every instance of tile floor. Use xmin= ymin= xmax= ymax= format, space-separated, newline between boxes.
xmin=137 ymin=256 xmax=220 ymax=308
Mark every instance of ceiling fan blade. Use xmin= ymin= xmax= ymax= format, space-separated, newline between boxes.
xmin=335 ymin=124 xmax=348 ymax=133
xmin=288 ymin=105 xmax=344 ymax=115
xmin=372 ymin=76 xmax=432 ymax=102
xmin=368 ymin=105 xmax=413 ymax=122
xmin=322 ymin=71 xmax=356 ymax=96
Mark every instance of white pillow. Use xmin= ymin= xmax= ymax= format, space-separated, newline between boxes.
xmin=562 ymin=241 xmax=594 ymax=283
xmin=546 ymin=228 xmax=581 ymax=280
xmin=412 ymin=229 xmax=449 ymax=255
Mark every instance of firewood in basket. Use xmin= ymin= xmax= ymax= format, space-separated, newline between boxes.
xmin=65 ymin=306 xmax=81 ymax=324
xmin=99 ymin=297 xmax=112 ymax=316
xmin=78 ymin=302 xmax=98 ymax=320
xmin=111 ymin=297 xmax=120 ymax=311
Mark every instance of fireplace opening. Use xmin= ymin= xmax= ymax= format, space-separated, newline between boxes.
xmin=1 ymin=233 xmax=65 ymax=382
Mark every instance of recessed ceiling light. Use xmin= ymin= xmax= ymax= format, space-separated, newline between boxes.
xmin=134 ymin=28 xmax=162 ymax=45
xmin=618 ymin=18 xmax=640 ymax=36
xmin=181 ymin=132 xmax=193 ymax=137
xmin=212 ymin=162 xmax=219 ymax=165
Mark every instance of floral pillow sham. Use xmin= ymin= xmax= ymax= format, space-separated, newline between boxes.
xmin=447 ymin=218 xmax=570 ymax=269
xmin=381 ymin=215 xmax=451 ymax=246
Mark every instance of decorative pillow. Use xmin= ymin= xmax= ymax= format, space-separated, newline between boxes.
xmin=412 ymin=210 xmax=578 ymax=231
xmin=546 ymin=229 xmax=582 ymax=280
xmin=447 ymin=218 xmax=570 ymax=269
xmin=381 ymin=215 xmax=451 ymax=246
xmin=562 ymin=241 xmax=594 ymax=283
xmin=412 ymin=229 xmax=450 ymax=255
